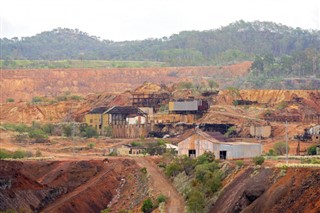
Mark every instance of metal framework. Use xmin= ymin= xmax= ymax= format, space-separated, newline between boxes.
xmin=131 ymin=92 xmax=170 ymax=111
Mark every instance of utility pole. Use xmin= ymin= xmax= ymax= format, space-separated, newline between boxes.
xmin=286 ymin=121 xmax=288 ymax=164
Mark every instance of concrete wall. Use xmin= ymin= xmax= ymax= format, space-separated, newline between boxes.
xmin=250 ymin=125 xmax=272 ymax=138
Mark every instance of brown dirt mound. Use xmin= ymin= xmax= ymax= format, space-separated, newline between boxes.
xmin=0 ymin=159 xmax=147 ymax=213
xmin=0 ymin=62 xmax=251 ymax=103
xmin=210 ymin=167 xmax=320 ymax=213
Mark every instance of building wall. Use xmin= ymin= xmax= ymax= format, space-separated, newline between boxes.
xmin=312 ymin=135 xmax=320 ymax=143
xmin=126 ymin=116 xmax=146 ymax=125
xmin=116 ymin=147 xmax=130 ymax=156
xmin=218 ymin=143 xmax=261 ymax=159
xmin=169 ymin=101 xmax=198 ymax=112
xmin=250 ymin=125 xmax=272 ymax=138
xmin=178 ymin=134 xmax=262 ymax=159
xmin=111 ymin=124 xmax=151 ymax=138
xmin=152 ymin=114 xmax=195 ymax=124
xmin=84 ymin=114 xmax=109 ymax=134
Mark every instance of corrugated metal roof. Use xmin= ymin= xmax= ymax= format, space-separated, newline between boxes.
xmin=170 ymin=100 xmax=198 ymax=111
xmin=106 ymin=106 xmax=147 ymax=116
xmin=88 ymin=106 xmax=108 ymax=114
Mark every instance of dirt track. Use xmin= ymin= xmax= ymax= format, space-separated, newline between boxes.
xmin=135 ymin=157 xmax=185 ymax=213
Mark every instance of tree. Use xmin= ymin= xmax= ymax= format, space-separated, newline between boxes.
xmin=141 ymin=198 xmax=153 ymax=213
xmin=273 ymin=142 xmax=288 ymax=155
xmin=252 ymin=156 xmax=265 ymax=165
xmin=187 ymin=189 xmax=205 ymax=213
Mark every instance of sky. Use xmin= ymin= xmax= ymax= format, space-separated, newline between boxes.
xmin=0 ymin=0 xmax=319 ymax=41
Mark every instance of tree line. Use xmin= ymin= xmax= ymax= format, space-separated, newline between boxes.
xmin=1 ymin=20 xmax=320 ymax=67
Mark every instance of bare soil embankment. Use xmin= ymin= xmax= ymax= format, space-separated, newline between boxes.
xmin=0 ymin=62 xmax=251 ymax=102
xmin=210 ymin=167 xmax=320 ymax=213
xmin=0 ymin=158 xmax=148 ymax=213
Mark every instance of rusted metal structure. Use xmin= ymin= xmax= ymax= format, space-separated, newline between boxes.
xmin=131 ymin=92 xmax=170 ymax=112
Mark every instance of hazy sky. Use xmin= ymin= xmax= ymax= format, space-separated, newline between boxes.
xmin=0 ymin=0 xmax=319 ymax=41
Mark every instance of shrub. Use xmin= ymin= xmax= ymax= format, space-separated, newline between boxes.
xmin=63 ymin=125 xmax=73 ymax=137
xmin=196 ymin=151 xmax=215 ymax=165
xmin=141 ymin=198 xmax=153 ymax=213
xmin=29 ymin=129 xmax=48 ymax=140
xmin=0 ymin=149 xmax=11 ymax=159
xmin=253 ymin=156 xmax=265 ymax=165
xmin=178 ymin=81 xmax=193 ymax=89
xmin=42 ymin=123 xmax=55 ymax=135
xmin=32 ymin=96 xmax=42 ymax=103
xmin=35 ymin=150 xmax=42 ymax=157
xmin=236 ymin=160 xmax=244 ymax=167
xmin=70 ymin=95 xmax=82 ymax=101
xmin=187 ymin=189 xmax=205 ymax=213
xmin=165 ymin=162 xmax=182 ymax=177
xmin=104 ymin=126 xmax=112 ymax=137
xmin=83 ymin=126 xmax=98 ymax=138
xmin=131 ymin=141 xmax=142 ymax=147
xmin=267 ymin=149 xmax=276 ymax=156
xmin=15 ymin=133 xmax=29 ymax=143
xmin=140 ymin=167 xmax=147 ymax=174
xmin=12 ymin=150 xmax=26 ymax=159
xmin=156 ymin=194 xmax=167 ymax=203
xmin=307 ymin=145 xmax=317 ymax=155
xmin=274 ymin=142 xmax=288 ymax=155
xmin=87 ymin=143 xmax=95 ymax=149
xmin=277 ymin=101 xmax=288 ymax=110
xmin=6 ymin=98 xmax=14 ymax=103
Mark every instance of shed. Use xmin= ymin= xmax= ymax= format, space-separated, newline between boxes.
xmin=178 ymin=130 xmax=262 ymax=159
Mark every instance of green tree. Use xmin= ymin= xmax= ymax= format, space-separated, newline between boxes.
xmin=187 ymin=189 xmax=205 ymax=213
xmin=141 ymin=198 xmax=153 ymax=213
xmin=252 ymin=156 xmax=265 ymax=165
xmin=273 ymin=142 xmax=288 ymax=155
xmin=63 ymin=125 xmax=73 ymax=137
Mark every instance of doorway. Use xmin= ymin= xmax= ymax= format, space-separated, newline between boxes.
xmin=220 ymin=151 xmax=227 ymax=160
xmin=189 ymin=149 xmax=196 ymax=158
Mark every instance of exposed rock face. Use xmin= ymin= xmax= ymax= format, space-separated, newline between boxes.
xmin=0 ymin=62 xmax=251 ymax=102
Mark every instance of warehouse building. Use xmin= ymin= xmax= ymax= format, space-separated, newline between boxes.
xmin=178 ymin=130 xmax=262 ymax=159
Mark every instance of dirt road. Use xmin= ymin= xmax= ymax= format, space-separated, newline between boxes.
xmin=135 ymin=157 xmax=185 ymax=213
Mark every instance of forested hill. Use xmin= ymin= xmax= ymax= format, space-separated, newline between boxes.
xmin=1 ymin=20 xmax=320 ymax=66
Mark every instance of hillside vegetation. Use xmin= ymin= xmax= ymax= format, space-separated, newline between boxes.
xmin=2 ymin=20 xmax=319 ymax=67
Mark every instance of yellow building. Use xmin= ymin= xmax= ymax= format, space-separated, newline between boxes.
xmin=84 ymin=107 xmax=109 ymax=135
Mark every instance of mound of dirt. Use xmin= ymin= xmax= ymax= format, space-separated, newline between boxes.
xmin=0 ymin=159 xmax=147 ymax=212
xmin=210 ymin=167 xmax=320 ymax=213
xmin=0 ymin=62 xmax=251 ymax=103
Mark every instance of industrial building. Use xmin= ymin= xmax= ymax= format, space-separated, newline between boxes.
xmin=178 ymin=130 xmax=262 ymax=159
xmin=83 ymin=106 xmax=109 ymax=134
